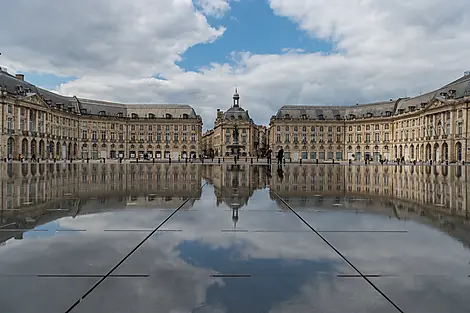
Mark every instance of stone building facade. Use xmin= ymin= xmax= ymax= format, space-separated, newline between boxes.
xmin=202 ymin=90 xmax=267 ymax=158
xmin=269 ymin=73 xmax=470 ymax=163
xmin=0 ymin=70 xmax=202 ymax=161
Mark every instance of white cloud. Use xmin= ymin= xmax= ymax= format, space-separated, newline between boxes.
xmin=194 ymin=0 xmax=234 ymax=18
xmin=1 ymin=0 xmax=470 ymax=130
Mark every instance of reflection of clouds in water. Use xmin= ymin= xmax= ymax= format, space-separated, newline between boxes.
xmin=269 ymin=275 xmax=397 ymax=313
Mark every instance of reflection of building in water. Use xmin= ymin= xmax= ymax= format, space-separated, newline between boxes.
xmin=202 ymin=164 xmax=270 ymax=227
xmin=270 ymin=165 xmax=469 ymax=218
xmin=0 ymin=163 xmax=203 ymax=244
xmin=0 ymin=163 xmax=202 ymax=212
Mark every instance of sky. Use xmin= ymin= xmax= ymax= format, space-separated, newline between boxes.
xmin=1 ymin=0 xmax=469 ymax=130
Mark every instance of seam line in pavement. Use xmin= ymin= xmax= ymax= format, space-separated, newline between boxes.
xmin=64 ymin=182 xmax=207 ymax=313
xmin=270 ymin=190 xmax=405 ymax=313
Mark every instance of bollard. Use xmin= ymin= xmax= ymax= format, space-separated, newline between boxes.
xmin=446 ymin=160 xmax=448 ymax=165
xmin=103 ymin=158 xmax=105 ymax=163
xmin=283 ymin=158 xmax=286 ymax=165
xmin=332 ymin=159 xmax=334 ymax=164
xmin=87 ymin=158 xmax=89 ymax=163
xmin=185 ymin=157 xmax=188 ymax=164
xmin=223 ymin=157 xmax=225 ymax=162
xmin=169 ymin=157 xmax=171 ymax=164
xmin=218 ymin=158 xmax=221 ymax=164
xmin=245 ymin=157 xmax=247 ymax=162
xmin=137 ymin=158 xmax=139 ymax=163
xmin=234 ymin=156 xmax=237 ymax=164
xmin=316 ymin=159 xmax=319 ymax=165
xmin=251 ymin=158 xmax=253 ymax=164
xmin=152 ymin=158 xmax=155 ymax=164
xmin=300 ymin=159 xmax=302 ymax=165
xmin=257 ymin=157 xmax=259 ymax=162
xmin=348 ymin=159 xmax=351 ymax=165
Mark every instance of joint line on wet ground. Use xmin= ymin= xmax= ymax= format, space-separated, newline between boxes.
xmin=270 ymin=190 xmax=405 ymax=313
xmin=64 ymin=182 xmax=207 ymax=313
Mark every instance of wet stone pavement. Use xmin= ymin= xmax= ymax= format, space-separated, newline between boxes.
xmin=0 ymin=163 xmax=469 ymax=313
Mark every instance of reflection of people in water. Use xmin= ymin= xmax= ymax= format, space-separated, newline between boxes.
xmin=277 ymin=165 xmax=284 ymax=180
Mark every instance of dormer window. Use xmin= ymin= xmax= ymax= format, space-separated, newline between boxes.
xmin=398 ymin=109 xmax=404 ymax=114
xmin=366 ymin=112 xmax=373 ymax=118
xmin=420 ymin=103 xmax=426 ymax=108
xmin=99 ymin=110 xmax=106 ymax=116
xmin=318 ymin=114 xmax=324 ymax=120
xmin=349 ymin=114 xmax=356 ymax=119
xmin=117 ymin=112 xmax=123 ymax=118
xmin=148 ymin=113 xmax=155 ymax=119
xmin=409 ymin=106 xmax=415 ymax=112
xmin=284 ymin=114 xmax=290 ymax=119
xmin=335 ymin=115 xmax=341 ymax=120
xmin=183 ymin=113 xmax=189 ymax=119
xmin=80 ymin=109 xmax=87 ymax=114
xmin=67 ymin=107 xmax=73 ymax=112
xmin=301 ymin=114 xmax=307 ymax=119
xmin=385 ymin=111 xmax=392 ymax=117
xmin=165 ymin=113 xmax=172 ymax=119
xmin=131 ymin=113 xmax=138 ymax=119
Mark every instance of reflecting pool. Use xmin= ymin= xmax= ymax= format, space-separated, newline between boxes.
xmin=0 ymin=163 xmax=469 ymax=313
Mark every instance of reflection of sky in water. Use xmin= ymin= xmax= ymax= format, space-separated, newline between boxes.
xmin=1 ymin=164 xmax=470 ymax=313
xmin=178 ymin=240 xmax=344 ymax=313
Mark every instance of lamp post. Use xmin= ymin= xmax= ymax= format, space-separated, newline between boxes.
xmin=0 ymin=86 xmax=7 ymax=160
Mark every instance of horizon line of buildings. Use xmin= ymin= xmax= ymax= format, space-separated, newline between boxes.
xmin=1 ymin=68 xmax=470 ymax=162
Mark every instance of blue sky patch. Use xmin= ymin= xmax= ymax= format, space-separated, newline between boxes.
xmin=178 ymin=0 xmax=333 ymax=71
xmin=21 ymin=72 xmax=76 ymax=91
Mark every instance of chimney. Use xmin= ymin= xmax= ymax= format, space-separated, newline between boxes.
xmin=16 ymin=74 xmax=24 ymax=81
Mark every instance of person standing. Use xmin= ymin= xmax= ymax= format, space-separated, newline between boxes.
xmin=277 ymin=148 xmax=284 ymax=165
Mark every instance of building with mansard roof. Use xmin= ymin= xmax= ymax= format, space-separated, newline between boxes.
xmin=269 ymin=72 xmax=470 ymax=163
xmin=202 ymin=90 xmax=267 ymax=158
xmin=0 ymin=70 xmax=202 ymax=160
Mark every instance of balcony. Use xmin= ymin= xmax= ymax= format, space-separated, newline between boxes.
xmin=442 ymin=134 xmax=448 ymax=139
xmin=455 ymin=134 xmax=462 ymax=138
xmin=22 ymin=130 xmax=29 ymax=136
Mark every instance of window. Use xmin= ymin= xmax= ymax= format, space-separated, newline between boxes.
xmin=277 ymin=126 xmax=280 ymax=131
xmin=92 ymin=131 xmax=97 ymax=140
xmin=182 ymin=114 xmax=189 ymax=119
xmin=191 ymin=133 xmax=196 ymax=142
xmin=148 ymin=133 xmax=152 ymax=141
xmin=366 ymin=125 xmax=370 ymax=131
xmin=174 ymin=133 xmax=178 ymax=142
xmin=131 ymin=113 xmax=138 ymax=119
xmin=374 ymin=133 xmax=379 ymax=142
xmin=99 ymin=111 xmax=106 ymax=116
xmin=82 ymin=130 xmax=87 ymax=139
xmin=357 ymin=126 xmax=361 ymax=131
xmin=148 ymin=113 xmax=155 ymax=119
xmin=285 ymin=133 xmax=290 ymax=142
xmin=356 ymin=134 xmax=361 ymax=142
xmin=375 ymin=124 xmax=379 ymax=130
xmin=276 ymin=133 xmax=281 ymax=143
xmin=101 ymin=131 xmax=106 ymax=140
xmin=165 ymin=113 xmax=172 ymax=119
xmin=365 ymin=133 xmax=370 ymax=143
xmin=294 ymin=126 xmax=298 ymax=131
xmin=337 ymin=127 xmax=341 ymax=132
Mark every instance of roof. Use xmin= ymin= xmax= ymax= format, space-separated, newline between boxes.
xmin=0 ymin=70 xmax=199 ymax=118
xmin=276 ymin=74 xmax=470 ymax=119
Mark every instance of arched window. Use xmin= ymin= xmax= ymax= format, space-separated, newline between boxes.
xmin=131 ymin=113 xmax=138 ymax=119
xmin=148 ymin=113 xmax=155 ymax=119
xmin=166 ymin=113 xmax=172 ymax=119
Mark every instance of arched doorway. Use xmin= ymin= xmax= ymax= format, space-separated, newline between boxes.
xmin=30 ymin=139 xmax=37 ymax=157
xmin=56 ymin=142 xmax=61 ymax=158
xmin=442 ymin=142 xmax=448 ymax=161
xmin=21 ymin=138 xmax=28 ymax=158
xmin=456 ymin=142 xmax=462 ymax=161
xmin=68 ymin=142 xmax=72 ymax=159
xmin=420 ymin=144 xmax=424 ymax=161
xmin=426 ymin=143 xmax=432 ymax=161
xmin=7 ymin=137 xmax=14 ymax=159
xmin=39 ymin=140 xmax=45 ymax=159
xmin=410 ymin=145 xmax=415 ymax=160
xmin=399 ymin=145 xmax=403 ymax=159
xmin=49 ymin=141 xmax=54 ymax=159
xmin=434 ymin=143 xmax=440 ymax=162
xmin=62 ymin=142 xmax=67 ymax=159
xmin=404 ymin=145 xmax=409 ymax=160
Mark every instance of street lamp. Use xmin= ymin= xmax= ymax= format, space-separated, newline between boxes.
xmin=1 ymin=86 xmax=7 ymax=160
